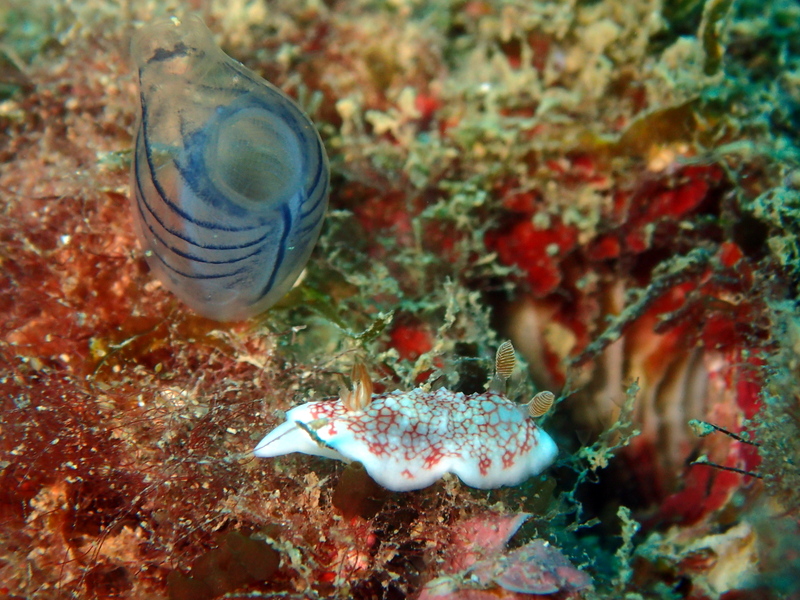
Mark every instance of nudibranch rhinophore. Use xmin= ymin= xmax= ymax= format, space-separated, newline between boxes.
xmin=254 ymin=343 xmax=558 ymax=492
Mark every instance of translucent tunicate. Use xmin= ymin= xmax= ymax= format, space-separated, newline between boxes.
xmin=130 ymin=15 xmax=329 ymax=321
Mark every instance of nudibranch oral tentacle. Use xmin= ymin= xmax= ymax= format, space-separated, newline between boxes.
xmin=254 ymin=344 xmax=558 ymax=492
xmin=130 ymin=15 xmax=329 ymax=321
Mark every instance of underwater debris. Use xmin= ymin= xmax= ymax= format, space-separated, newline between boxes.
xmin=485 ymin=540 xmax=592 ymax=595
xmin=635 ymin=519 xmax=760 ymax=598
xmin=254 ymin=343 xmax=558 ymax=491
xmin=444 ymin=512 xmax=532 ymax=573
xmin=419 ymin=511 xmax=591 ymax=599
xmin=167 ymin=531 xmax=280 ymax=600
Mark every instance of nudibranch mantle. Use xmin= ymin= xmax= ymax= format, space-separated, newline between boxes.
xmin=254 ymin=385 xmax=558 ymax=492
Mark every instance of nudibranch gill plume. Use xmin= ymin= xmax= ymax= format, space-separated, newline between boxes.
xmin=254 ymin=342 xmax=558 ymax=492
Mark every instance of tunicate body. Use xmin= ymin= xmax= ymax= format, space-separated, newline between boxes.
xmin=130 ymin=15 xmax=329 ymax=321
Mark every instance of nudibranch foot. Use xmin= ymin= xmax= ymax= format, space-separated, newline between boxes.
xmin=254 ymin=409 xmax=343 ymax=461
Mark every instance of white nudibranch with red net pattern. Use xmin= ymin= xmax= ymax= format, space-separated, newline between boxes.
xmin=254 ymin=343 xmax=558 ymax=492
xmin=130 ymin=15 xmax=329 ymax=321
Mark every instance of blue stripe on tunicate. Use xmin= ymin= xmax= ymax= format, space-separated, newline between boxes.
xmin=135 ymin=132 xmax=270 ymax=252
xmin=168 ymin=242 xmax=265 ymax=265
xmin=136 ymin=194 xmax=268 ymax=265
xmin=296 ymin=200 xmax=326 ymax=231
xmin=148 ymin=42 xmax=192 ymax=64
xmin=299 ymin=161 xmax=328 ymax=219
xmin=295 ymin=211 xmax=325 ymax=236
xmin=135 ymin=177 xmax=266 ymax=252
xmin=147 ymin=239 xmax=252 ymax=281
xmin=224 ymin=276 xmax=251 ymax=291
xmin=135 ymin=193 xmax=265 ymax=275
xmin=139 ymin=84 xmax=262 ymax=233
xmin=175 ymin=121 xmax=251 ymax=219
xmin=219 ymin=61 xmax=318 ymax=168
xmin=173 ymin=90 xmax=309 ymax=221
xmin=256 ymin=204 xmax=292 ymax=300
xmin=212 ymin=62 xmax=329 ymax=224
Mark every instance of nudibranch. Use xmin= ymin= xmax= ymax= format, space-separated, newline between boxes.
xmin=254 ymin=342 xmax=558 ymax=492
xmin=130 ymin=15 xmax=329 ymax=321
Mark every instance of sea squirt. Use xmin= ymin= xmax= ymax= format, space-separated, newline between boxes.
xmin=130 ymin=15 xmax=329 ymax=321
